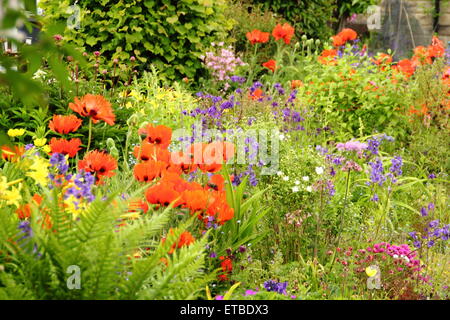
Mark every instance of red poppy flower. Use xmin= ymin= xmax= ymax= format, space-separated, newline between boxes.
xmin=78 ymin=150 xmax=117 ymax=184
xmin=133 ymin=161 xmax=168 ymax=182
xmin=49 ymin=115 xmax=82 ymax=134
xmin=69 ymin=94 xmax=115 ymax=125
xmin=138 ymin=124 xmax=172 ymax=149
xmin=1 ymin=145 xmax=24 ymax=162
xmin=133 ymin=142 xmax=171 ymax=163
xmin=49 ymin=138 xmax=82 ymax=158
xmin=272 ymin=23 xmax=295 ymax=44
xmin=262 ymin=59 xmax=277 ymax=72
xmin=246 ymin=29 xmax=270 ymax=45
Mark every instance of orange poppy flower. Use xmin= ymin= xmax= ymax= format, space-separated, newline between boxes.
xmin=207 ymin=174 xmax=225 ymax=192
xmin=318 ymin=49 xmax=338 ymax=65
xmin=69 ymin=94 xmax=115 ymax=125
xmin=291 ymin=80 xmax=303 ymax=89
xmin=78 ymin=150 xmax=117 ymax=184
xmin=182 ymin=190 xmax=211 ymax=214
xmin=163 ymin=229 xmax=195 ymax=254
xmin=49 ymin=138 xmax=82 ymax=158
xmin=1 ymin=145 xmax=24 ymax=162
xmin=332 ymin=34 xmax=345 ymax=47
xmin=373 ymin=53 xmax=392 ymax=66
xmin=133 ymin=161 xmax=168 ymax=182
xmin=246 ymin=29 xmax=270 ymax=45
xmin=206 ymin=191 xmax=234 ymax=224
xmin=249 ymin=88 xmax=264 ymax=100
xmin=170 ymin=151 xmax=198 ymax=174
xmin=138 ymin=124 xmax=172 ymax=149
xmin=393 ymin=59 xmax=415 ymax=78
xmin=338 ymin=28 xmax=357 ymax=42
xmin=262 ymin=59 xmax=277 ymax=72
xmin=133 ymin=142 xmax=171 ymax=163
xmin=49 ymin=115 xmax=82 ymax=134
xmin=15 ymin=194 xmax=43 ymax=219
xmin=127 ymin=198 xmax=149 ymax=214
xmin=272 ymin=23 xmax=295 ymax=44
xmin=428 ymin=36 xmax=445 ymax=58
xmin=145 ymin=182 xmax=182 ymax=207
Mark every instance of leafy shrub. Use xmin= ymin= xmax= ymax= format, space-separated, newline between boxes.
xmin=251 ymin=0 xmax=337 ymax=41
xmin=39 ymin=0 xmax=234 ymax=80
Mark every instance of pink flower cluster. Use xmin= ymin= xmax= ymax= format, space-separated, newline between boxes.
xmin=368 ymin=242 xmax=420 ymax=268
xmin=201 ymin=43 xmax=246 ymax=81
xmin=336 ymin=140 xmax=368 ymax=152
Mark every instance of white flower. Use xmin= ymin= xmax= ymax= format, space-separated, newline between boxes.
xmin=393 ymin=254 xmax=399 ymax=259
xmin=277 ymin=171 xmax=283 ymax=176
xmin=283 ymin=176 xmax=289 ymax=181
xmin=306 ymin=186 xmax=313 ymax=192
xmin=292 ymin=186 xmax=300 ymax=193
xmin=315 ymin=167 xmax=324 ymax=175
xmin=295 ymin=180 xmax=300 ymax=185
xmin=279 ymin=134 xmax=285 ymax=141
xmin=302 ymin=176 xmax=310 ymax=182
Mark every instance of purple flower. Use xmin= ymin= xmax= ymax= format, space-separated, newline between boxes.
xmin=420 ymin=207 xmax=428 ymax=217
xmin=369 ymin=158 xmax=386 ymax=186
xmin=389 ymin=156 xmax=403 ymax=176
xmin=263 ymin=280 xmax=288 ymax=295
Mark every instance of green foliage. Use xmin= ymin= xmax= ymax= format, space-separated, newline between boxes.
xmin=39 ymin=0 xmax=234 ymax=80
xmin=0 ymin=179 xmax=211 ymax=300
xmin=251 ymin=0 xmax=337 ymax=41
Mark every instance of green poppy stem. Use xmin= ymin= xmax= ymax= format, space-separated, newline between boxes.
xmin=86 ymin=118 xmax=93 ymax=153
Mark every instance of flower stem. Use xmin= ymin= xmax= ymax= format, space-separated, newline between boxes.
xmin=86 ymin=118 xmax=93 ymax=153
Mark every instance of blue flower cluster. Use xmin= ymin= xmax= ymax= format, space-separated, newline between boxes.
xmin=263 ymin=280 xmax=288 ymax=295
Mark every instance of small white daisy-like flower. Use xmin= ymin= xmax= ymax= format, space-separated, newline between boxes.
xmin=295 ymin=180 xmax=300 ymax=185
xmin=292 ymin=186 xmax=300 ymax=193
xmin=315 ymin=167 xmax=324 ymax=175
xmin=302 ymin=176 xmax=310 ymax=182
xmin=306 ymin=186 xmax=313 ymax=192
xmin=283 ymin=176 xmax=289 ymax=181
xmin=277 ymin=171 xmax=283 ymax=176
xmin=279 ymin=134 xmax=285 ymax=141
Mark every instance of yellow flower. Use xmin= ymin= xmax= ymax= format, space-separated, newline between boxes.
xmin=34 ymin=138 xmax=47 ymax=147
xmin=7 ymin=128 xmax=25 ymax=137
xmin=125 ymin=102 xmax=133 ymax=109
xmin=26 ymin=156 xmax=49 ymax=186
xmin=42 ymin=145 xmax=51 ymax=153
xmin=0 ymin=178 xmax=22 ymax=208
xmin=365 ymin=266 xmax=378 ymax=277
